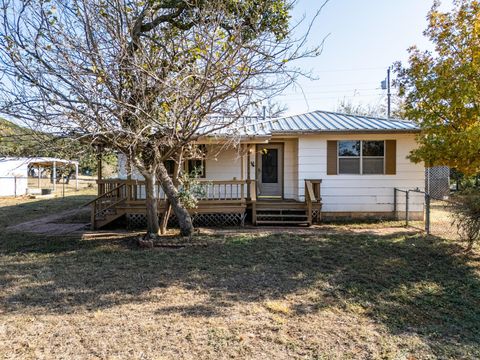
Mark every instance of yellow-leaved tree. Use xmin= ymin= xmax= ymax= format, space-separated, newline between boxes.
xmin=396 ymin=0 xmax=480 ymax=175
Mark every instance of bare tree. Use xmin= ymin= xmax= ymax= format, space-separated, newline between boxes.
xmin=0 ymin=0 xmax=325 ymax=238
xmin=252 ymin=99 xmax=289 ymax=119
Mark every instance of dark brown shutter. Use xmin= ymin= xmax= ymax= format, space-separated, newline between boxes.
xmin=327 ymin=140 xmax=338 ymax=175
xmin=385 ymin=140 xmax=397 ymax=175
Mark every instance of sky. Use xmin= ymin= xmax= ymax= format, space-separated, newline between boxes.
xmin=276 ymin=0 xmax=453 ymax=116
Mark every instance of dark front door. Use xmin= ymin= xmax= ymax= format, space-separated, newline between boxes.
xmin=256 ymin=144 xmax=283 ymax=198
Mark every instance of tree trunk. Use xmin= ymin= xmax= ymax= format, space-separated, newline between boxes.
xmin=160 ymin=201 xmax=171 ymax=235
xmin=144 ymin=173 xmax=160 ymax=239
xmin=157 ymin=162 xmax=194 ymax=237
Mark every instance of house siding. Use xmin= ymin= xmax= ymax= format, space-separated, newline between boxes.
xmin=282 ymin=138 xmax=298 ymax=200
xmin=297 ymin=133 xmax=425 ymax=214
xmin=204 ymin=145 xmax=243 ymax=180
xmin=119 ymin=145 xmax=245 ymax=181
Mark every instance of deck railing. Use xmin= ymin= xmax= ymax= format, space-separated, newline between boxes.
xmin=97 ymin=179 xmax=250 ymax=203
xmin=87 ymin=182 xmax=128 ymax=229
xmin=305 ymin=179 xmax=322 ymax=225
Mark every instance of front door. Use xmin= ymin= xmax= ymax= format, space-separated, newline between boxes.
xmin=256 ymin=144 xmax=283 ymax=198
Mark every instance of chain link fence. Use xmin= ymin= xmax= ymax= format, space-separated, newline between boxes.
xmin=394 ymin=187 xmax=460 ymax=240
xmin=0 ymin=176 xmax=97 ymax=197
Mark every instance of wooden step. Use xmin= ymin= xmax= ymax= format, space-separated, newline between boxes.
xmin=256 ymin=208 xmax=306 ymax=212
xmin=257 ymin=214 xmax=307 ymax=218
xmin=256 ymin=220 xmax=309 ymax=225
xmin=94 ymin=211 xmax=126 ymax=229
xmin=256 ymin=204 xmax=306 ymax=210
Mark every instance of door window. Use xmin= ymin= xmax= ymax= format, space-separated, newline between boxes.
xmin=261 ymin=149 xmax=278 ymax=183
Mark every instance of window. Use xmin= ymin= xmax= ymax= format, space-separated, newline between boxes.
xmin=163 ymin=160 xmax=175 ymax=176
xmin=338 ymin=140 xmax=385 ymax=175
xmin=187 ymin=159 xmax=206 ymax=178
xmin=261 ymin=148 xmax=278 ymax=183
xmin=338 ymin=141 xmax=361 ymax=174
xmin=362 ymin=141 xmax=384 ymax=174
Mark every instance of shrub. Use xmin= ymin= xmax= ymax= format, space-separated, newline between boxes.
xmin=451 ymin=189 xmax=480 ymax=251
xmin=177 ymin=167 xmax=207 ymax=209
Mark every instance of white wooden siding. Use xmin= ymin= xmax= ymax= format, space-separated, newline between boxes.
xmin=296 ymin=133 xmax=425 ymax=212
xmin=118 ymin=145 xmax=245 ymax=181
xmin=282 ymin=139 xmax=298 ymax=200
xmin=117 ymin=145 xmax=247 ymax=199
xmin=204 ymin=145 xmax=243 ymax=180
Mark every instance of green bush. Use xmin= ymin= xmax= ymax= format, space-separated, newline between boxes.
xmin=177 ymin=167 xmax=207 ymax=209
xmin=451 ymin=189 xmax=480 ymax=251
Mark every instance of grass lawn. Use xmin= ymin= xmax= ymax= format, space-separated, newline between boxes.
xmin=0 ymin=195 xmax=479 ymax=359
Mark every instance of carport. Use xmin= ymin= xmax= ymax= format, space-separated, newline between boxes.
xmin=27 ymin=157 xmax=80 ymax=192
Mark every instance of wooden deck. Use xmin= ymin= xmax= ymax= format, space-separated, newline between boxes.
xmin=89 ymin=179 xmax=322 ymax=229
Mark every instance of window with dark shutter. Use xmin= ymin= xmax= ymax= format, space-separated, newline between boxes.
xmin=385 ymin=140 xmax=397 ymax=175
xmin=327 ymin=140 xmax=338 ymax=175
xmin=327 ymin=139 xmax=396 ymax=175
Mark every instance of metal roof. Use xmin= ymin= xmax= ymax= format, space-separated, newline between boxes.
xmin=0 ymin=157 xmax=79 ymax=166
xmin=210 ymin=110 xmax=419 ymax=137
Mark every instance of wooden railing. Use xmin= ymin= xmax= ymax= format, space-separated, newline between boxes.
xmin=248 ymin=180 xmax=257 ymax=224
xmin=305 ymin=179 xmax=322 ymax=225
xmin=88 ymin=182 xmax=127 ymax=229
xmin=97 ymin=179 xmax=251 ymax=203
xmin=196 ymin=180 xmax=247 ymax=201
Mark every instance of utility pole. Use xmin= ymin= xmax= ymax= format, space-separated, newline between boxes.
xmin=387 ymin=67 xmax=391 ymax=118
xmin=381 ymin=67 xmax=392 ymax=118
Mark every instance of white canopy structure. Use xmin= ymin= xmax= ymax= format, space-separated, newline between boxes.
xmin=0 ymin=157 xmax=79 ymax=196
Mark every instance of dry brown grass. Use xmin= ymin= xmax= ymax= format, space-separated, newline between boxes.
xmin=1 ymin=195 xmax=479 ymax=359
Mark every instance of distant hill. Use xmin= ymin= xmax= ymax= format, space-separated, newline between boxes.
xmin=0 ymin=118 xmax=38 ymax=156
xmin=0 ymin=117 xmax=26 ymax=135
xmin=0 ymin=117 xmax=116 ymax=173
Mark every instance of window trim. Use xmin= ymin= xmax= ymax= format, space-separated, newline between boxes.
xmin=337 ymin=140 xmax=386 ymax=175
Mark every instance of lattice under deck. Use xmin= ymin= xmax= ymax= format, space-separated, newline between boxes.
xmin=127 ymin=212 xmax=246 ymax=229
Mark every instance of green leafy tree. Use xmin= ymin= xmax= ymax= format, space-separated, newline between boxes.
xmin=395 ymin=0 xmax=480 ymax=174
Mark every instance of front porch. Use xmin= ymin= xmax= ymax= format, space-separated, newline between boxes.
xmin=89 ymin=178 xmax=322 ymax=229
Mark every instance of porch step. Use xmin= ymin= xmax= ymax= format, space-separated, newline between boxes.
xmin=256 ymin=214 xmax=307 ymax=218
xmin=94 ymin=210 xmax=126 ymax=229
xmin=256 ymin=220 xmax=309 ymax=225
xmin=255 ymin=206 xmax=309 ymax=226
xmin=256 ymin=203 xmax=306 ymax=210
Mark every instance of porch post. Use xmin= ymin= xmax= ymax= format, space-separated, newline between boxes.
xmin=246 ymin=144 xmax=251 ymax=199
xmin=52 ymin=161 xmax=56 ymax=191
xmin=240 ymin=144 xmax=245 ymax=180
xmin=97 ymin=152 xmax=103 ymax=180
xmin=126 ymin=156 xmax=132 ymax=180
xmin=97 ymin=149 xmax=103 ymax=196
xmin=37 ymin=165 xmax=41 ymax=188
xmin=246 ymin=145 xmax=251 ymax=181
xmin=75 ymin=163 xmax=79 ymax=191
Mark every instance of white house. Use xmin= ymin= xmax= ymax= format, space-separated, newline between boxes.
xmin=92 ymin=110 xmax=424 ymax=229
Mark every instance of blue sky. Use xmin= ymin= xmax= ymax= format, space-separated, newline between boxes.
xmin=277 ymin=0 xmax=453 ymax=116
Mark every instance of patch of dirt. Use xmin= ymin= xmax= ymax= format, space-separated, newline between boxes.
xmin=6 ymin=208 xmax=91 ymax=236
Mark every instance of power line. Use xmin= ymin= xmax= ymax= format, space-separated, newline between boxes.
xmin=313 ymin=66 xmax=387 ymax=73
xmin=279 ymin=93 xmax=386 ymax=101
xmin=281 ymin=88 xmax=382 ymax=96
